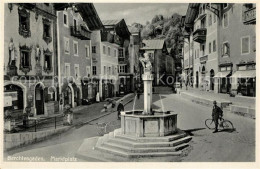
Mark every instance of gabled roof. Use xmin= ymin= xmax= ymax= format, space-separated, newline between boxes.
xmin=102 ymin=19 xmax=131 ymax=39
xmin=140 ymin=39 xmax=165 ymax=50
xmin=102 ymin=20 xmax=121 ymax=26
xmin=184 ymin=3 xmax=200 ymax=28
xmin=75 ymin=3 xmax=103 ymax=31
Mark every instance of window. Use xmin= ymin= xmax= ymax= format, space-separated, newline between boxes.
xmin=92 ymin=66 xmax=96 ymax=75
xmin=73 ymin=19 xmax=77 ymax=27
xmin=19 ymin=45 xmax=32 ymax=74
xmin=108 ymin=67 xmax=111 ymax=75
xmin=74 ymin=65 xmax=79 ymax=78
xmin=114 ymin=49 xmax=117 ymax=57
xmin=43 ymin=49 xmax=52 ymax=73
xmin=241 ymin=36 xmax=250 ymax=54
xmin=213 ymin=40 xmax=216 ymax=52
xmin=112 ymin=66 xmax=115 ymax=74
xmin=85 ymin=46 xmax=89 ymax=58
xmin=103 ymin=45 xmax=106 ymax=54
xmin=252 ymin=36 xmax=256 ymax=52
xmin=63 ymin=13 xmax=68 ymax=27
xmin=209 ymin=42 xmax=211 ymax=54
xmin=119 ymin=65 xmax=125 ymax=73
xmin=208 ymin=14 xmax=212 ymax=26
xmin=65 ymin=63 xmax=70 ymax=77
xmin=200 ymin=44 xmax=205 ymax=56
xmin=86 ymin=66 xmax=90 ymax=77
xmin=64 ymin=37 xmax=70 ymax=54
xmin=43 ymin=18 xmax=52 ymax=44
xmin=104 ymin=66 xmax=106 ymax=74
xmin=223 ymin=12 xmax=228 ymax=28
xmin=73 ymin=41 xmax=78 ymax=56
xmin=222 ymin=42 xmax=230 ymax=56
xmin=108 ymin=47 xmax=111 ymax=56
xmin=197 ymin=49 xmax=199 ymax=57
xmin=195 ymin=50 xmax=196 ymax=59
xmin=18 ymin=7 xmax=31 ymax=38
xmin=92 ymin=46 xmax=96 ymax=53
xmin=118 ymin=49 xmax=124 ymax=58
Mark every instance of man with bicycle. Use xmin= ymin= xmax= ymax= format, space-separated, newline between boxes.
xmin=212 ymin=100 xmax=223 ymax=133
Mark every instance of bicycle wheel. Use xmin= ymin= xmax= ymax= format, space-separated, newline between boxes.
xmin=221 ymin=120 xmax=234 ymax=130
xmin=205 ymin=119 xmax=215 ymax=130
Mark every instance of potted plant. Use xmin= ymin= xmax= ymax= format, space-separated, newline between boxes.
xmin=4 ymin=110 xmax=16 ymax=132
xmin=63 ymin=104 xmax=73 ymax=126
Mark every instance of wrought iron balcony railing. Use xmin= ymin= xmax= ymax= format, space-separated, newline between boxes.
xmin=70 ymin=25 xmax=91 ymax=40
xmin=243 ymin=7 xmax=256 ymax=25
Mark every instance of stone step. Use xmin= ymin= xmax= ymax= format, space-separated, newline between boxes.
xmin=114 ymin=132 xmax=187 ymax=143
xmin=108 ymin=135 xmax=192 ymax=148
xmin=95 ymin=145 xmax=182 ymax=158
xmin=102 ymin=141 xmax=189 ymax=153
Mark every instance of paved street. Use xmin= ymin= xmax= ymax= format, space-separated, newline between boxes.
xmin=5 ymin=93 xmax=255 ymax=162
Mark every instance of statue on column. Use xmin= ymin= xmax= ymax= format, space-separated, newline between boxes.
xmin=139 ymin=53 xmax=152 ymax=73
xmin=35 ymin=44 xmax=41 ymax=63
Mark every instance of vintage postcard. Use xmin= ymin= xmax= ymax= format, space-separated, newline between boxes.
xmin=0 ymin=0 xmax=259 ymax=169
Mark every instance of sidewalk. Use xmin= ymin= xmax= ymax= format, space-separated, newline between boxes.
xmin=178 ymin=87 xmax=255 ymax=119
xmin=4 ymin=93 xmax=135 ymax=151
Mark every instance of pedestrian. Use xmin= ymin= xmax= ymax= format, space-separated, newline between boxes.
xmin=117 ymin=100 xmax=124 ymax=120
xmin=96 ymin=92 xmax=100 ymax=103
xmin=137 ymin=88 xmax=141 ymax=99
xmin=212 ymin=100 xmax=223 ymax=133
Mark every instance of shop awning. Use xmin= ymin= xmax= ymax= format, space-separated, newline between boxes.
xmin=231 ymin=70 xmax=256 ymax=78
xmin=214 ymin=71 xmax=231 ymax=78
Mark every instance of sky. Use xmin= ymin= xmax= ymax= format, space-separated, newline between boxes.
xmin=94 ymin=3 xmax=189 ymax=25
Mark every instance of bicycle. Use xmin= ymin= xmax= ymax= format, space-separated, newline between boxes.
xmin=205 ymin=117 xmax=234 ymax=131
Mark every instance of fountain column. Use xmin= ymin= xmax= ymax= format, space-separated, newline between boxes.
xmin=142 ymin=72 xmax=153 ymax=115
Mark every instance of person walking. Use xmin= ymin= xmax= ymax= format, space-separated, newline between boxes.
xmin=117 ymin=100 xmax=124 ymax=120
xmin=212 ymin=100 xmax=223 ymax=133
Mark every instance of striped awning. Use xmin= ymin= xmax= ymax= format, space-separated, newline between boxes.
xmin=214 ymin=71 xmax=231 ymax=78
xmin=231 ymin=70 xmax=256 ymax=78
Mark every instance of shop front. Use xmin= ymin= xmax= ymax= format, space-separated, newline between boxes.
xmin=214 ymin=71 xmax=232 ymax=94
xmin=231 ymin=70 xmax=256 ymax=97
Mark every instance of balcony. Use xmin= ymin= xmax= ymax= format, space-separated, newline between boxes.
xmin=101 ymin=32 xmax=124 ymax=46
xmin=243 ymin=7 xmax=256 ymax=25
xmin=200 ymin=55 xmax=208 ymax=64
xmin=92 ymin=57 xmax=97 ymax=63
xmin=70 ymin=25 xmax=91 ymax=40
xmin=193 ymin=28 xmax=207 ymax=43
xmin=118 ymin=57 xmax=125 ymax=62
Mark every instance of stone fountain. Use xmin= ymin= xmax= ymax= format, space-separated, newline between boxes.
xmin=76 ymin=53 xmax=192 ymax=161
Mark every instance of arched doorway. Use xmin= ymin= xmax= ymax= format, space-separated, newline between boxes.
xmin=196 ymin=71 xmax=199 ymax=88
xmin=35 ymin=84 xmax=44 ymax=115
xmin=210 ymin=69 xmax=215 ymax=91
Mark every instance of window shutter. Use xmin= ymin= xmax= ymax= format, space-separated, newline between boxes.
xmin=44 ymin=87 xmax=49 ymax=102
xmin=221 ymin=45 xmax=224 ymax=56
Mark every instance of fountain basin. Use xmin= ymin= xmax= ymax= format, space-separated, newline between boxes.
xmin=121 ymin=111 xmax=177 ymax=137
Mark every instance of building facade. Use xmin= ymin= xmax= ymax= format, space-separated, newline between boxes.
xmin=183 ymin=3 xmax=256 ymax=97
xmin=4 ymin=3 xmax=59 ymax=118
xmin=91 ymin=30 xmax=120 ymax=100
xmin=218 ymin=3 xmax=256 ymax=96
xmin=57 ymin=4 xmax=103 ymax=109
